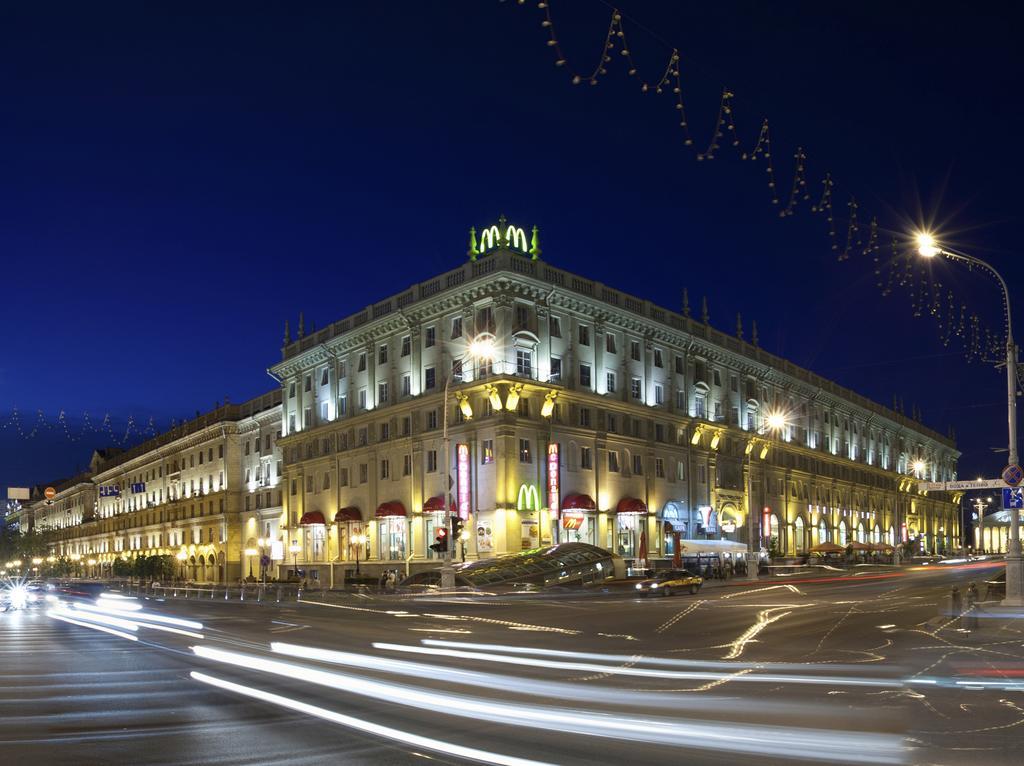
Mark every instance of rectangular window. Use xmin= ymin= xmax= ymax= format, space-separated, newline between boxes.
xmin=320 ymin=401 xmax=329 ymax=422
xmin=631 ymin=377 xmax=642 ymax=400
xmin=676 ymin=390 xmax=686 ymax=409
xmin=730 ymin=375 xmax=738 ymax=392
xmin=426 ymin=410 xmax=438 ymax=429
xmin=402 ymin=374 xmax=411 ymax=396
xmin=516 ymin=349 xmax=532 ymax=377
xmin=654 ymin=384 xmax=664 ymax=405
xmin=607 ymin=413 xmax=617 ymax=433
xmin=605 ymin=334 xmax=616 ymax=354
xmin=289 ymin=382 xmax=296 ymax=398
xmin=304 ymin=375 xmax=312 ymax=392
xmin=323 ymin=472 xmax=331 ymax=490
xmin=694 ymin=392 xmax=707 ymax=419
xmin=288 ymin=413 xmax=296 ymax=433
xmin=403 ymin=454 xmax=412 ymax=476
xmin=550 ymin=357 xmax=562 ymax=381
xmin=579 ymin=407 xmax=591 ymax=428
xmin=675 ymin=356 xmax=684 ymax=375
xmin=320 ymin=368 xmax=329 ymax=387
xmin=400 ymin=336 xmax=411 ymax=357
xmin=579 ymin=363 xmax=591 ymax=388
xmin=713 ymin=369 xmax=722 ymax=387
xmin=244 ymin=442 xmax=249 ymax=456
xmin=425 ymin=327 xmax=436 ymax=347
xmin=630 ymin=340 xmax=641 ymax=361
xmin=380 ymin=422 xmax=389 ymax=441
xmin=378 ymin=381 xmax=389 ymax=403
xmin=608 ymin=451 xmax=620 ymax=472
xmin=580 ymin=446 xmax=592 ymax=470
xmin=698 ymin=464 xmax=706 ymax=484
xmin=481 ymin=439 xmax=494 ymax=464
xmin=655 ymin=423 xmax=665 ymax=442
xmin=676 ymin=460 xmax=686 ymax=481
xmin=339 ymin=468 xmax=349 ymax=486
xmin=426 ymin=450 xmax=438 ymax=473
xmin=338 ymin=360 xmax=347 ymax=379
xmin=519 ymin=439 xmax=532 ymax=463
xmin=550 ymin=316 xmax=562 ymax=338
xmin=338 ymin=394 xmax=348 ymax=416
xmin=303 ymin=407 xmax=311 ymax=428
xmin=359 ymin=464 xmax=368 ymax=484
xmin=425 ymin=367 xmax=436 ymax=390
xmin=714 ymin=401 xmax=722 ymax=420
xmin=578 ymin=325 xmax=590 ymax=346
xmin=379 ymin=344 xmax=388 ymax=365
xmin=451 ymin=316 xmax=463 ymax=339
xmin=358 ymin=389 xmax=367 ymax=410
xmin=402 ymin=416 xmax=411 ymax=436
xmin=478 ymin=306 xmax=496 ymax=334
xmin=452 ymin=359 xmax=463 ymax=381
xmin=305 ymin=475 xmax=314 ymax=493
xmin=358 ymin=353 xmax=367 ymax=372
xmin=655 ymin=458 xmax=665 ymax=478
xmin=632 ymin=455 xmax=643 ymax=475
xmin=358 ymin=427 xmax=367 ymax=446
xmin=653 ymin=349 xmax=663 ymax=368
xmin=380 ymin=460 xmax=390 ymax=480
xmin=606 ymin=371 xmax=616 ymax=393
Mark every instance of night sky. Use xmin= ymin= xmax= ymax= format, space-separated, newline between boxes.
xmin=2 ymin=1 xmax=1022 ymax=490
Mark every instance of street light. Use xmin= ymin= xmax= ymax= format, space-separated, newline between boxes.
xmin=176 ymin=551 xmax=187 ymax=582
xmin=289 ymin=541 xmax=301 ymax=581
xmin=352 ymin=532 xmax=367 ymax=576
xmin=440 ymin=334 xmax=498 ymax=589
xmin=744 ymin=409 xmax=787 ymax=580
xmin=244 ymin=547 xmax=258 ymax=579
xmin=914 ymin=231 xmax=1022 ymax=605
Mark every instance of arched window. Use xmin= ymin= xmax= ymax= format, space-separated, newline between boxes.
xmin=819 ymin=518 xmax=828 ymax=543
xmin=794 ymin=516 xmax=806 ymax=553
xmin=837 ymin=520 xmax=848 ymax=546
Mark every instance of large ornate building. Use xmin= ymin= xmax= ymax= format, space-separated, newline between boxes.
xmin=19 ymin=391 xmax=283 ymax=582
xmin=270 ymin=218 xmax=961 ymax=583
xmin=16 ymin=219 xmax=961 ymax=584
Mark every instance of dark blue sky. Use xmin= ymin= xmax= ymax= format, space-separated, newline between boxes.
xmin=2 ymin=1 xmax=1021 ymax=489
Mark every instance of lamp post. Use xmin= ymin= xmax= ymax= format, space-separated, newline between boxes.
xmin=439 ymin=335 xmax=497 ymax=589
xmin=744 ymin=411 xmax=787 ymax=580
xmin=176 ymin=551 xmax=187 ymax=582
xmin=916 ymin=233 xmax=1022 ymax=604
xmin=352 ymin=532 xmax=366 ymax=576
xmin=289 ymin=541 xmax=301 ymax=581
xmin=244 ymin=547 xmax=257 ymax=579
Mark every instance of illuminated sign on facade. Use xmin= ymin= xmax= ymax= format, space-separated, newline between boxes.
xmin=516 ymin=483 xmax=540 ymax=512
xmin=456 ymin=443 xmax=471 ymax=520
xmin=547 ymin=443 xmax=560 ymax=516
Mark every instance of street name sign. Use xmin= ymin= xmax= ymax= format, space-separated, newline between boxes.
xmin=918 ymin=478 xmax=1009 ymax=491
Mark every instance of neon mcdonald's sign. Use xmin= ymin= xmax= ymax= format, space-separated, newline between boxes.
xmin=516 ymin=483 xmax=541 ymax=512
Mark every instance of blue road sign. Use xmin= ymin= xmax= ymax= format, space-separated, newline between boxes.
xmin=1003 ymin=488 xmax=1024 ymax=509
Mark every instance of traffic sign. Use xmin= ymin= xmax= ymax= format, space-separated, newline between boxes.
xmin=1003 ymin=488 xmax=1024 ymax=509
xmin=43 ymin=486 xmax=56 ymax=500
xmin=1002 ymin=464 xmax=1024 ymax=487
xmin=946 ymin=479 xmax=1009 ymax=491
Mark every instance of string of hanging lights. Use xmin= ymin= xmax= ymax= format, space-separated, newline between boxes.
xmin=0 ymin=408 xmax=159 ymax=445
xmin=507 ymin=0 xmax=1006 ymax=365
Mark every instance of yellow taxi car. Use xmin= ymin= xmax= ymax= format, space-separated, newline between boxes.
xmin=633 ymin=569 xmax=703 ymax=597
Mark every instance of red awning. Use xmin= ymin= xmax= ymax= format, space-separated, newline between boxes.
xmin=299 ymin=511 xmax=326 ymax=526
xmin=334 ymin=507 xmax=361 ymax=523
xmin=375 ymin=501 xmax=407 ymax=518
xmin=422 ymin=495 xmax=446 ymax=512
xmin=616 ymin=497 xmax=647 ymax=514
xmin=562 ymin=494 xmax=597 ymax=511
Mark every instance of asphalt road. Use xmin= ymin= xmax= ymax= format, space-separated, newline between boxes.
xmin=2 ymin=562 xmax=1022 ymax=766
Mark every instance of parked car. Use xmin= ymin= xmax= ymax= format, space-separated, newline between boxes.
xmin=632 ymin=569 xmax=703 ymax=597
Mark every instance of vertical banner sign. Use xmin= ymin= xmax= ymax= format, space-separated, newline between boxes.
xmin=456 ymin=443 xmax=471 ymax=520
xmin=547 ymin=443 xmax=560 ymax=515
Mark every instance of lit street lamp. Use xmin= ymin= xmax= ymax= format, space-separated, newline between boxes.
xmin=744 ymin=410 xmax=787 ymax=580
xmin=916 ymin=231 xmax=1022 ymax=605
xmin=352 ymin=532 xmax=367 ymax=576
xmin=289 ymin=541 xmax=301 ymax=581
xmin=175 ymin=551 xmax=187 ymax=582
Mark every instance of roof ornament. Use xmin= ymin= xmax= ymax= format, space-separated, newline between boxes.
xmin=468 ymin=226 xmax=479 ymax=261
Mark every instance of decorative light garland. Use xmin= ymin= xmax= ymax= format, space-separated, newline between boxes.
xmin=508 ymin=0 xmax=1006 ymax=365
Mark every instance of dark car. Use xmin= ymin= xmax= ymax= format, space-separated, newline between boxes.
xmin=632 ymin=569 xmax=703 ymax=597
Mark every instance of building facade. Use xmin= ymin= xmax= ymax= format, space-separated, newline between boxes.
xmin=270 ymin=219 xmax=961 ymax=582
xmin=23 ymin=391 xmax=284 ymax=582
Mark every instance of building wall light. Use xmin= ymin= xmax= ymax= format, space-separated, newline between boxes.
xmin=505 ymin=385 xmax=521 ymax=412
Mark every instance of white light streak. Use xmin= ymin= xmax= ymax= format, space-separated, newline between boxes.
xmin=190 ymin=671 xmax=553 ymax=766
xmin=47 ymin=609 xmax=138 ymax=642
xmin=192 ymin=646 xmax=903 ymax=762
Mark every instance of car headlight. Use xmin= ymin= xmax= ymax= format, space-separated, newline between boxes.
xmin=635 ymin=583 xmax=644 ymax=590
xmin=651 ymin=583 xmax=659 ymax=588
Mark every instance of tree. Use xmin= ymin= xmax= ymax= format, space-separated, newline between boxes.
xmin=112 ymin=558 xmax=133 ymax=580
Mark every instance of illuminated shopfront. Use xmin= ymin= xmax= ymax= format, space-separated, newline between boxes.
xmin=560 ymin=494 xmax=597 ymax=545
xmin=376 ymin=501 xmax=408 ymax=561
xmin=334 ymin=507 xmax=364 ymax=562
xmin=615 ymin=497 xmax=647 ymax=558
